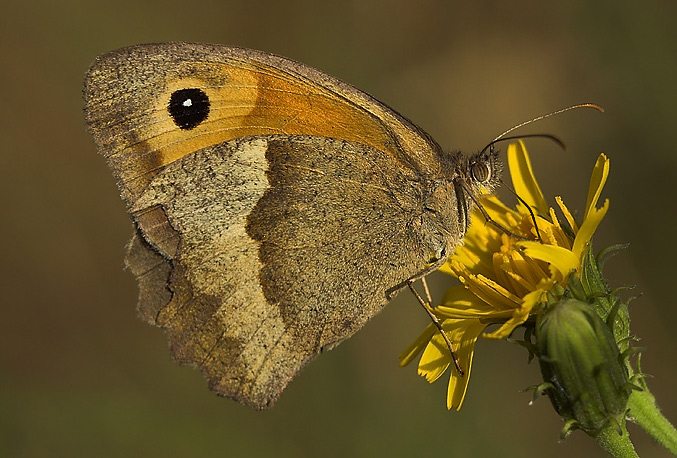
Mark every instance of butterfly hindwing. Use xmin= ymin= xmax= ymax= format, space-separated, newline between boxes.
xmin=130 ymin=136 xmax=440 ymax=408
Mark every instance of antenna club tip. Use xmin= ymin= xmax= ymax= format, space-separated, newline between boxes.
xmin=582 ymin=103 xmax=605 ymax=113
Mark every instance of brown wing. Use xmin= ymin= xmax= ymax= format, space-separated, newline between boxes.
xmin=83 ymin=43 xmax=450 ymax=408
xmin=130 ymin=136 xmax=439 ymax=409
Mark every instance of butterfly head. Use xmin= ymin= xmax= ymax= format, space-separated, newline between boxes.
xmin=455 ymin=147 xmax=502 ymax=197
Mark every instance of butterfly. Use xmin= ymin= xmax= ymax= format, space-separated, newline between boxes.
xmin=83 ymin=42 xmax=502 ymax=409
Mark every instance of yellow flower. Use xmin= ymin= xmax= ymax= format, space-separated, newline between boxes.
xmin=399 ymin=141 xmax=610 ymax=410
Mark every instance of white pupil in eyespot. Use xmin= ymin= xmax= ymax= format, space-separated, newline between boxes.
xmin=182 ymin=98 xmax=193 ymax=107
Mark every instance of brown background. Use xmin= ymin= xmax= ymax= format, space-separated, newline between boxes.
xmin=2 ymin=1 xmax=676 ymax=457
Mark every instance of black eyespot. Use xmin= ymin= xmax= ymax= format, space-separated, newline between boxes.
xmin=471 ymin=161 xmax=492 ymax=183
xmin=168 ymin=88 xmax=210 ymax=130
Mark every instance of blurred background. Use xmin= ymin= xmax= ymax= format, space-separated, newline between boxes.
xmin=2 ymin=1 xmax=676 ymax=456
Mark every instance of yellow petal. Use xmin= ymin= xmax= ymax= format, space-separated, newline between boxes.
xmin=418 ymin=321 xmax=459 ymax=382
xmin=476 ymin=195 xmax=519 ymax=229
xmin=399 ymin=322 xmax=437 ymax=367
xmin=436 ymin=307 xmax=515 ymax=319
xmin=505 ymin=250 xmax=543 ymax=289
xmin=573 ymin=198 xmax=610 ymax=260
xmin=418 ymin=319 xmax=485 ymax=388
xmin=547 ymin=206 xmax=573 ymax=249
xmin=556 ymin=196 xmax=579 ymax=234
xmin=584 ymin=154 xmax=610 ymax=220
xmin=439 ymin=285 xmax=486 ymax=310
xmin=438 ymin=285 xmax=516 ymax=318
xmin=518 ymin=241 xmax=579 ymax=279
xmin=507 ymin=141 xmax=549 ymax=215
xmin=438 ymin=262 xmax=455 ymax=276
xmin=462 ymin=274 xmax=523 ymax=310
xmin=483 ymin=288 xmax=546 ymax=339
xmin=445 ymin=319 xmax=487 ymax=410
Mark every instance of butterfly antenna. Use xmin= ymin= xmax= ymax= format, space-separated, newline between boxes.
xmin=491 ymin=103 xmax=604 ymax=143
xmin=480 ymin=133 xmax=566 ymax=156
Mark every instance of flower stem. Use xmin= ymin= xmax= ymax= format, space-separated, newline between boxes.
xmin=595 ymin=422 xmax=639 ymax=458
xmin=627 ymin=389 xmax=677 ymax=455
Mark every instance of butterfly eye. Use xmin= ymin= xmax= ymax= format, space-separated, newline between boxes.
xmin=168 ymin=88 xmax=210 ymax=130
xmin=470 ymin=161 xmax=492 ymax=183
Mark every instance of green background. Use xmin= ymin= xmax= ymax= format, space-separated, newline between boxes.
xmin=2 ymin=1 xmax=676 ymax=457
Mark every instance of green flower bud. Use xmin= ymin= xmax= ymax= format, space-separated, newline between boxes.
xmin=536 ymin=298 xmax=632 ymax=437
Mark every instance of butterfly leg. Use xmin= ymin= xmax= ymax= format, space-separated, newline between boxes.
xmin=407 ymin=278 xmax=464 ymax=377
xmin=459 ymin=180 xmax=541 ymax=242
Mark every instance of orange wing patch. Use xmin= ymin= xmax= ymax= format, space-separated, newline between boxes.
xmin=98 ymin=60 xmax=401 ymax=203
